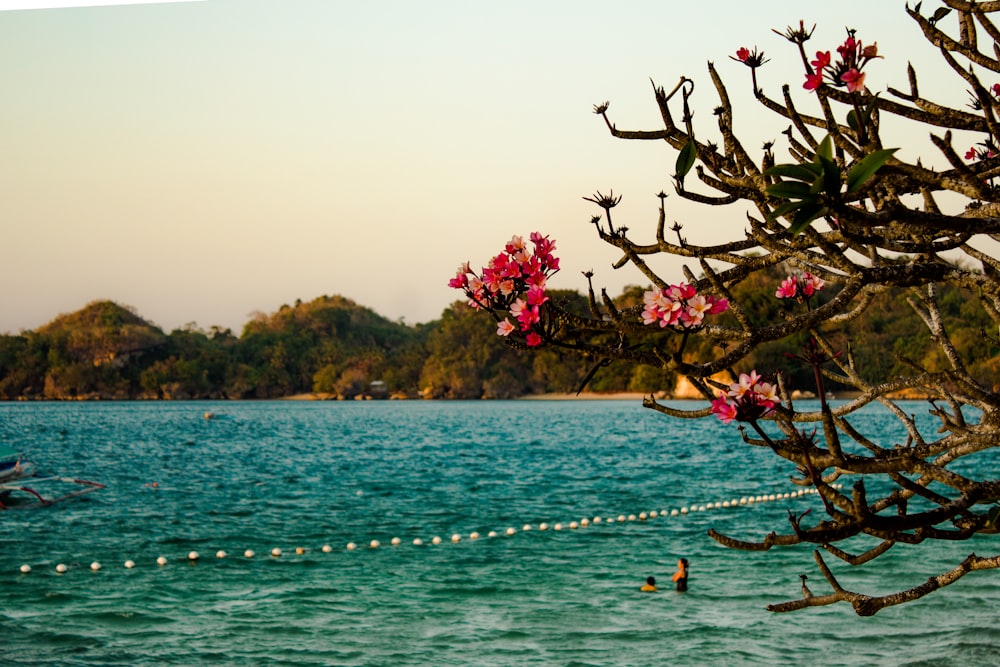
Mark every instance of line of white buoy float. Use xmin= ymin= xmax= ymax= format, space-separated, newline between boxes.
xmin=16 ymin=485 xmax=843 ymax=576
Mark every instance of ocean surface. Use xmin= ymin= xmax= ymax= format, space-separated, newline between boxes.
xmin=1 ymin=399 xmax=998 ymax=666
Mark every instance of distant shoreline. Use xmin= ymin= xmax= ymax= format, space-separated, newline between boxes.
xmin=282 ymin=391 xmax=662 ymax=401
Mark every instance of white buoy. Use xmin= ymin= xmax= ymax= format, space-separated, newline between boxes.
xmin=553 ymin=523 xmax=563 ymax=531
xmin=188 ymin=551 xmax=200 ymax=562
xmin=271 ymin=548 xmax=282 ymax=558
xmin=216 ymin=550 xmax=227 ymax=559
xmin=680 ymin=507 xmax=689 ymax=514
xmin=413 ymin=538 xmax=423 ymax=546
xmin=346 ymin=542 xmax=357 ymax=551
xmin=124 ymin=559 xmax=136 ymax=569
xmin=156 ymin=556 xmax=167 ymax=566
xmin=90 ymin=562 xmax=102 ymax=571
xmin=295 ymin=547 xmax=305 ymax=555
xmin=505 ymin=527 xmax=516 ymax=536
xmin=569 ymin=521 xmax=579 ymax=529
xmin=244 ymin=549 xmax=255 ymax=559
xmin=670 ymin=509 xmax=679 ymax=516
xmin=606 ymin=517 xmax=615 ymax=523
xmin=628 ymin=514 xmax=637 ymax=521
xmin=706 ymin=503 xmax=715 ymax=510
xmin=639 ymin=512 xmax=648 ymax=520
xmin=469 ymin=532 xmax=480 ymax=540
xmin=580 ymin=518 xmax=590 ymax=527
xmin=19 ymin=564 xmax=31 ymax=574
xmin=697 ymin=505 xmax=706 ymax=512
xmin=487 ymin=530 xmax=498 ymax=538
xmin=649 ymin=511 xmax=658 ymax=519
xmin=391 ymin=537 xmax=401 ymax=546
xmin=56 ymin=563 xmax=67 ymax=574
xmin=322 ymin=545 xmax=333 ymax=553
xmin=539 ymin=523 xmax=549 ymax=531
xmin=617 ymin=515 xmax=627 ymax=522
xmin=431 ymin=536 xmax=442 ymax=545
xmin=451 ymin=534 xmax=461 ymax=543
xmin=722 ymin=501 xmax=731 ymax=508
xmin=592 ymin=517 xmax=602 ymax=524
xmin=369 ymin=540 xmax=380 ymax=549
xmin=522 ymin=524 xmax=532 ymax=531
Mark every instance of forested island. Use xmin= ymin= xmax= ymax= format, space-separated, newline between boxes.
xmin=0 ymin=262 xmax=992 ymax=401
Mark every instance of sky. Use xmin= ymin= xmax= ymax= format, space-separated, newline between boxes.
xmin=0 ymin=0 xmax=967 ymax=334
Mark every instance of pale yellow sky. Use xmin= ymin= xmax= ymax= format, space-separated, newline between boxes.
xmin=0 ymin=0 xmax=966 ymax=334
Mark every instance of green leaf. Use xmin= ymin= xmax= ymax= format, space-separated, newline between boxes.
xmin=676 ymin=141 xmax=697 ymax=181
xmin=766 ymin=200 xmax=805 ymax=222
xmin=847 ymin=110 xmax=859 ymax=133
xmin=765 ymin=163 xmax=821 ymax=182
xmin=766 ymin=181 xmax=814 ymax=200
xmin=788 ymin=201 xmax=825 ymax=235
xmin=931 ymin=7 xmax=952 ymax=24
xmin=819 ymin=154 xmax=841 ymax=196
xmin=846 ymin=148 xmax=898 ymax=194
xmin=816 ymin=135 xmax=834 ymax=162
xmin=990 ymin=346 xmax=1000 ymax=358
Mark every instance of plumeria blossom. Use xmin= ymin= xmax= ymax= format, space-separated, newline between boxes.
xmin=731 ymin=46 xmax=768 ymax=68
xmin=775 ymin=271 xmax=825 ymax=300
xmin=449 ymin=232 xmax=560 ymax=347
xmin=710 ymin=371 xmax=780 ymax=424
xmin=965 ymin=140 xmax=999 ymax=162
xmin=641 ymin=283 xmax=728 ymax=330
xmin=802 ymin=30 xmax=880 ymax=93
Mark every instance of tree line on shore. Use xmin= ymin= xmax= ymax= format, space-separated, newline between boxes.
xmin=0 ymin=262 xmax=992 ymax=401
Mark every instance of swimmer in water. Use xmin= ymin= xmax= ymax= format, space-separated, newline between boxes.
xmin=672 ymin=558 xmax=689 ymax=592
xmin=640 ymin=576 xmax=657 ymax=592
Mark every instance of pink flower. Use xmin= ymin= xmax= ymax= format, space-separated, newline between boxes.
xmin=966 ymin=147 xmax=978 ymax=160
xmin=496 ymin=319 xmax=515 ymax=336
xmin=755 ymin=381 xmax=779 ymax=409
xmin=810 ymin=51 xmax=831 ymax=70
xmin=729 ymin=371 xmax=762 ymax=400
xmin=711 ymin=395 xmax=739 ymax=424
xmin=708 ymin=296 xmax=729 ymax=314
xmin=504 ymin=235 xmax=526 ymax=254
xmin=510 ymin=299 xmax=539 ymax=331
xmin=525 ymin=332 xmax=543 ymax=347
xmin=800 ymin=272 xmax=825 ymax=296
xmin=993 ymin=83 xmax=1000 ymax=98
xmin=803 ymin=71 xmax=824 ymax=91
xmin=776 ymin=276 xmax=798 ymax=299
xmin=837 ymin=36 xmax=857 ymax=61
xmin=525 ymin=285 xmax=548 ymax=306
xmin=641 ymin=303 xmax=660 ymax=326
xmin=711 ymin=369 xmax=779 ymax=424
xmin=841 ymin=68 xmax=866 ymax=93
xmin=640 ymin=285 xmax=727 ymax=329
xmin=735 ymin=47 xmax=750 ymax=63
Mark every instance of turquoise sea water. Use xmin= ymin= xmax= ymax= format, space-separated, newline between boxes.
xmin=1 ymin=400 xmax=998 ymax=666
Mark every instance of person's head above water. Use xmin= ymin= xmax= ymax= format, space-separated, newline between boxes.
xmin=646 ymin=576 xmax=656 ymax=586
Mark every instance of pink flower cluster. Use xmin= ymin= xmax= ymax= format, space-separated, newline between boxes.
xmin=710 ymin=371 xmax=780 ymax=424
xmin=965 ymin=143 xmax=998 ymax=161
xmin=803 ymin=33 xmax=879 ymax=93
xmin=775 ymin=272 xmax=825 ymax=300
xmin=449 ymin=232 xmax=560 ymax=347
xmin=641 ymin=283 xmax=729 ymax=330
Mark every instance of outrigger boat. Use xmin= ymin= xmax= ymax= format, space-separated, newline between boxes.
xmin=0 ymin=444 xmax=105 ymax=510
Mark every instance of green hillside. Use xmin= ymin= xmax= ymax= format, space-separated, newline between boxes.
xmin=0 ymin=269 xmax=994 ymax=400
